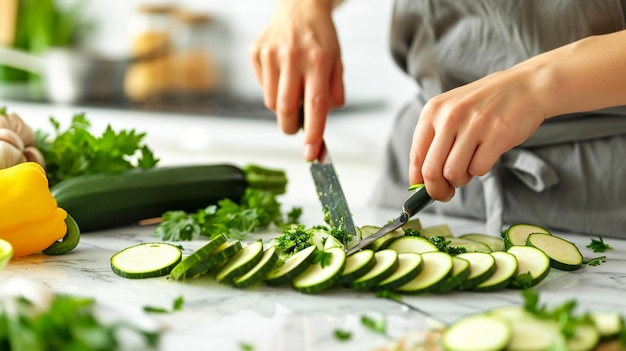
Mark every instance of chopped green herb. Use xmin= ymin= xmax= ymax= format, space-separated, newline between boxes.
xmin=334 ymin=329 xmax=352 ymax=341
xmin=143 ymin=306 xmax=169 ymax=313
xmin=583 ymin=256 xmax=606 ymax=266
xmin=428 ymin=236 xmax=467 ymax=256
xmin=314 ymin=250 xmax=332 ymax=268
xmin=143 ymin=295 xmax=184 ymax=314
xmin=286 ymin=207 xmax=303 ymax=224
xmin=360 ymin=315 xmax=387 ymax=336
xmin=239 ymin=342 xmax=254 ymax=351
xmin=173 ymin=295 xmax=184 ymax=311
xmin=586 ymin=236 xmax=612 ymax=253
xmin=272 ymin=224 xmax=313 ymax=256
xmin=330 ymin=227 xmax=352 ymax=246
xmin=403 ymin=228 xmax=421 ymax=237
xmin=512 ymin=272 xmax=534 ymax=289
xmin=0 ymin=106 xmax=6 ymax=115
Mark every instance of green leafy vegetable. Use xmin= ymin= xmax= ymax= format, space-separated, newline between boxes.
xmin=0 ymin=293 xmax=159 ymax=350
xmin=36 ymin=114 xmax=159 ymax=186
xmin=333 ymin=329 xmax=352 ymax=341
xmin=314 ymin=250 xmax=332 ymax=268
xmin=403 ymin=228 xmax=421 ymax=237
xmin=583 ymin=256 xmax=606 ymax=266
xmin=586 ymin=236 xmax=612 ymax=253
xmin=360 ymin=315 xmax=387 ymax=336
xmin=428 ymin=236 xmax=467 ymax=256
xmin=143 ymin=295 xmax=184 ymax=314
xmin=155 ymin=188 xmax=297 ymax=241
xmin=239 ymin=342 xmax=254 ymax=351
xmin=329 ymin=227 xmax=352 ymax=246
xmin=512 ymin=272 xmax=534 ymax=289
xmin=272 ymin=224 xmax=313 ymax=257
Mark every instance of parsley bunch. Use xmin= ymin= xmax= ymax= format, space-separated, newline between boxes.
xmin=155 ymin=188 xmax=301 ymax=241
xmin=36 ymin=113 xmax=159 ymax=186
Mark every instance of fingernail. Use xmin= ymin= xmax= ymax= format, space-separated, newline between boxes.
xmin=442 ymin=190 xmax=455 ymax=203
xmin=303 ymin=143 xmax=317 ymax=161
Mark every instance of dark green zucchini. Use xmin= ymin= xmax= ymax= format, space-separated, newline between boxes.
xmin=51 ymin=164 xmax=287 ymax=232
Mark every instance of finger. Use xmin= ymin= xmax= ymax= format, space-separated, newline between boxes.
xmin=248 ymin=43 xmax=263 ymax=85
xmin=328 ymin=56 xmax=345 ymax=110
xmin=409 ymin=118 xmax=435 ymax=185
xmin=260 ymin=48 xmax=280 ymax=111
xmin=468 ymin=139 xmax=503 ymax=177
xmin=276 ymin=49 xmax=303 ymax=135
xmin=442 ymin=133 xmax=477 ymax=187
xmin=302 ymin=53 xmax=332 ymax=161
xmin=420 ymin=131 xmax=456 ymax=201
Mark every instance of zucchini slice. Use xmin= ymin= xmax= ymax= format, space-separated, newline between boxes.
xmin=446 ymin=237 xmax=492 ymax=253
xmin=349 ymin=249 xmax=399 ymax=290
xmin=216 ymin=241 xmax=265 ymax=283
xmin=265 ymin=245 xmax=316 ymax=286
xmin=589 ymin=311 xmax=624 ymax=340
xmin=418 ymin=224 xmax=454 ymax=238
xmin=504 ymin=223 xmax=551 ymax=249
xmin=526 ymin=233 xmax=583 ymax=271
xmin=473 ymin=252 xmax=518 ymax=292
xmin=433 ymin=256 xmax=471 ymax=294
xmin=507 ymin=317 xmax=565 ymax=351
xmin=459 ymin=233 xmax=505 ymax=251
xmin=507 ymin=245 xmax=551 ymax=288
xmin=233 ymin=246 xmax=279 ymax=289
xmin=192 ymin=240 xmax=243 ymax=277
xmin=376 ymin=253 xmax=424 ymax=291
xmin=323 ymin=235 xmax=344 ymax=250
xmin=402 ymin=218 xmax=422 ymax=231
xmin=568 ymin=323 xmax=600 ymax=351
xmin=442 ymin=314 xmax=512 ymax=351
xmin=386 ymin=236 xmax=439 ymax=254
xmin=169 ymin=234 xmax=228 ymax=281
xmin=292 ymin=247 xmax=346 ymax=294
xmin=360 ymin=225 xmax=404 ymax=251
xmin=338 ymin=249 xmax=376 ymax=284
xmin=111 ymin=242 xmax=182 ymax=279
xmin=454 ymin=252 xmax=497 ymax=290
xmin=397 ymin=251 xmax=453 ymax=294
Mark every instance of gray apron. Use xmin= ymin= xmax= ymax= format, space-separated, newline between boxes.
xmin=371 ymin=0 xmax=626 ymax=238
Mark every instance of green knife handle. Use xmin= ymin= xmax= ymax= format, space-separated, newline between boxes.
xmin=403 ymin=185 xmax=433 ymax=218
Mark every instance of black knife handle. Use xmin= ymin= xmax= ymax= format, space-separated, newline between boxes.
xmin=403 ymin=185 xmax=433 ymax=218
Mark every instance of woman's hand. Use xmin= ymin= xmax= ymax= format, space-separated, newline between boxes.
xmin=409 ymin=65 xmax=548 ymax=201
xmin=249 ymin=0 xmax=344 ymax=161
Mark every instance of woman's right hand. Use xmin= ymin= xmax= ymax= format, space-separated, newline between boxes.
xmin=249 ymin=0 xmax=345 ymax=161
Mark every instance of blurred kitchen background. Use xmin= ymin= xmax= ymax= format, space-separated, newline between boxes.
xmin=0 ymin=0 xmax=417 ymax=118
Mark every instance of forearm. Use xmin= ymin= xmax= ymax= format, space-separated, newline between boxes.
xmin=523 ymin=30 xmax=626 ymax=118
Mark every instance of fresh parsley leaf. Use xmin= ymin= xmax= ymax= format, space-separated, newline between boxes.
xmin=239 ymin=342 xmax=254 ymax=351
xmin=36 ymin=114 xmax=159 ymax=186
xmin=360 ymin=315 xmax=387 ymax=336
xmin=314 ymin=250 xmax=332 ymax=268
xmin=173 ymin=295 xmax=184 ymax=311
xmin=334 ymin=329 xmax=352 ymax=341
xmin=143 ymin=295 xmax=184 ymax=314
xmin=583 ymin=256 xmax=606 ymax=266
xmin=403 ymin=228 xmax=421 ymax=237
xmin=286 ymin=207 xmax=303 ymax=225
xmin=512 ymin=272 xmax=534 ymax=289
xmin=375 ymin=289 xmax=402 ymax=302
xmin=143 ymin=306 xmax=169 ymax=313
xmin=154 ymin=211 xmax=201 ymax=241
xmin=428 ymin=236 xmax=467 ymax=256
xmin=586 ymin=236 xmax=612 ymax=253
xmin=522 ymin=289 xmax=545 ymax=316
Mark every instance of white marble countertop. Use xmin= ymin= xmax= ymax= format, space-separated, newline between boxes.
xmin=2 ymin=101 xmax=626 ymax=350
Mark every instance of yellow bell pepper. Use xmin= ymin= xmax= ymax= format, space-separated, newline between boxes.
xmin=0 ymin=162 xmax=68 ymax=257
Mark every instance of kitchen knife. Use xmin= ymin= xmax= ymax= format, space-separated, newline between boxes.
xmin=300 ymin=110 xmax=357 ymax=239
xmin=345 ymin=185 xmax=432 ymax=256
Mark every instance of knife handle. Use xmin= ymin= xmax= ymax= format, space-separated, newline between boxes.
xmin=403 ymin=185 xmax=433 ymax=218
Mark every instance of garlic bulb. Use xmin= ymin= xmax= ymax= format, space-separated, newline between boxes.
xmin=0 ymin=112 xmax=46 ymax=169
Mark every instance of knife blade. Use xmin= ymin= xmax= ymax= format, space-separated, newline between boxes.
xmin=309 ymin=140 xmax=357 ymax=237
xmin=346 ymin=185 xmax=433 ymax=256
xmin=300 ymin=108 xmax=357 ymax=239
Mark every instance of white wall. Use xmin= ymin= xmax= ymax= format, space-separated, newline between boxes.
xmin=72 ymin=0 xmax=417 ymax=110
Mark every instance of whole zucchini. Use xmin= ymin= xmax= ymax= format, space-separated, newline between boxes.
xmin=51 ymin=164 xmax=287 ymax=232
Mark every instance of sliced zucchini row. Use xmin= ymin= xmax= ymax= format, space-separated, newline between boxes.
xmin=432 ymin=256 xmax=471 ymax=294
xmin=446 ymin=237 xmax=492 ymax=253
xmin=459 ymin=233 xmax=505 ymax=252
xmin=526 ymin=233 xmax=583 ymax=271
xmin=376 ymin=252 xmax=424 ymax=291
xmin=386 ymin=236 xmax=438 ymax=254
xmin=265 ymin=245 xmax=317 ymax=286
xmin=216 ymin=240 xmax=265 ymax=283
xmin=473 ymin=251 xmax=518 ymax=292
xmin=169 ymin=234 xmax=228 ymax=281
xmin=349 ymin=249 xmax=399 ymax=290
xmin=233 ymin=246 xmax=279 ymax=289
xmin=506 ymin=245 xmax=551 ymax=288
xmin=503 ymin=223 xmax=551 ymax=249
xmin=338 ymin=249 xmax=376 ymax=284
xmin=454 ymin=252 xmax=496 ymax=290
xmin=111 ymin=242 xmax=182 ymax=279
xmin=397 ymin=251 xmax=453 ymax=294
xmin=292 ymin=247 xmax=346 ymax=294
